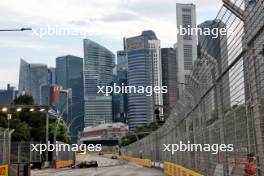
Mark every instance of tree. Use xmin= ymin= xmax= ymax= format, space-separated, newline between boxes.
xmin=119 ymin=122 xmax=160 ymax=146
xmin=120 ymin=133 xmax=137 ymax=146
xmin=13 ymin=94 xmax=34 ymax=105
xmin=0 ymin=95 xmax=70 ymax=143
xmin=11 ymin=119 xmax=31 ymax=141
xmin=48 ymin=122 xmax=70 ymax=144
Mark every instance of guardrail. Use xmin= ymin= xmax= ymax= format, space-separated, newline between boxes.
xmin=122 ymin=156 xmax=152 ymax=167
xmin=164 ymin=162 xmax=204 ymax=176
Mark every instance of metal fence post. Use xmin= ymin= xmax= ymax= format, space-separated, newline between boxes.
xmin=46 ymin=112 xmax=49 ymax=163
xmin=8 ymin=129 xmax=14 ymax=165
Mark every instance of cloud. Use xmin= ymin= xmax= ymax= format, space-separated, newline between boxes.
xmin=99 ymin=11 xmax=140 ymax=22
xmin=0 ymin=0 xmax=223 ymax=48
xmin=0 ymin=0 xmax=223 ymax=85
xmin=0 ymin=0 xmax=221 ymax=25
xmin=0 ymin=68 xmax=19 ymax=88
xmin=67 ymin=20 xmax=92 ymax=26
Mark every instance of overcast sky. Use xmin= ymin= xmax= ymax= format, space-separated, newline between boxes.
xmin=0 ymin=0 xmax=222 ymax=88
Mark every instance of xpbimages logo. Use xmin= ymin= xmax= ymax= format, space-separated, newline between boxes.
xmin=97 ymin=83 xmax=168 ymax=96
xmin=177 ymin=25 xmax=234 ymax=38
xmin=163 ymin=141 xmax=234 ymax=155
xmin=31 ymin=141 xmax=102 ymax=154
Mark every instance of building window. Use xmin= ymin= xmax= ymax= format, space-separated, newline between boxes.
xmin=182 ymin=14 xmax=191 ymax=27
xmin=182 ymin=14 xmax=192 ymax=40
xmin=182 ymin=8 xmax=191 ymax=12
xmin=184 ymin=45 xmax=193 ymax=70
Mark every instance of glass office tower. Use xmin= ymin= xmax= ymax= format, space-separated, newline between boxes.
xmin=112 ymin=50 xmax=128 ymax=123
xmin=56 ymin=55 xmax=84 ymax=143
xmin=0 ymin=84 xmax=18 ymax=104
xmin=161 ymin=48 xmax=178 ymax=119
xmin=126 ymin=30 xmax=163 ymax=129
xmin=19 ymin=59 xmax=48 ymax=105
xmin=198 ymin=20 xmax=231 ymax=109
xmin=83 ymin=39 xmax=115 ymax=127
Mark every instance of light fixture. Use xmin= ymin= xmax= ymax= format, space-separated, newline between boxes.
xmin=2 ymin=107 xmax=8 ymax=112
xmin=29 ymin=108 xmax=35 ymax=112
xmin=16 ymin=108 xmax=22 ymax=112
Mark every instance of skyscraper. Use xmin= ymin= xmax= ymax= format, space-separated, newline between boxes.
xmin=126 ymin=30 xmax=163 ymax=129
xmin=176 ymin=3 xmax=197 ymax=98
xmin=48 ymin=67 xmax=56 ymax=85
xmin=83 ymin=39 xmax=115 ymax=127
xmin=40 ymin=84 xmax=51 ymax=105
xmin=56 ymin=55 xmax=84 ymax=142
xmin=198 ymin=19 xmax=231 ymax=109
xmin=18 ymin=59 xmax=48 ymax=104
xmin=161 ymin=48 xmax=178 ymax=119
xmin=0 ymin=84 xmax=18 ymax=104
xmin=112 ymin=50 xmax=128 ymax=123
xmin=117 ymin=50 xmax=128 ymax=69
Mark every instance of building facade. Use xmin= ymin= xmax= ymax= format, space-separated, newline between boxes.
xmin=176 ymin=3 xmax=197 ymax=98
xmin=0 ymin=84 xmax=18 ymax=104
xmin=48 ymin=67 xmax=56 ymax=85
xmin=112 ymin=50 xmax=128 ymax=123
xmin=18 ymin=59 xmax=48 ymax=104
xmin=56 ymin=55 xmax=84 ymax=142
xmin=198 ymin=19 xmax=231 ymax=109
xmin=80 ymin=123 xmax=128 ymax=146
xmin=126 ymin=30 xmax=163 ymax=129
xmin=83 ymin=39 xmax=115 ymax=127
xmin=161 ymin=48 xmax=178 ymax=119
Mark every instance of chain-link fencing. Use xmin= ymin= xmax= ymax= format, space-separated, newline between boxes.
xmin=54 ymin=141 xmax=76 ymax=161
xmin=10 ymin=142 xmax=42 ymax=164
xmin=0 ymin=128 xmax=9 ymax=165
xmin=123 ymin=0 xmax=264 ymax=175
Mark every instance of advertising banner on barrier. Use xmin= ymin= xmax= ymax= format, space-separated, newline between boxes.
xmin=0 ymin=165 xmax=8 ymax=176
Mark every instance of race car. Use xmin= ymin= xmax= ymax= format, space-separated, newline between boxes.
xmin=72 ymin=160 xmax=98 ymax=168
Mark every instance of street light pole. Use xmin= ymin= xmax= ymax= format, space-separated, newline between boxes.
xmin=0 ymin=28 xmax=32 ymax=32
xmin=7 ymin=113 xmax=12 ymax=164
xmin=46 ymin=112 xmax=49 ymax=164
xmin=7 ymin=114 xmax=12 ymax=131
xmin=8 ymin=129 xmax=14 ymax=165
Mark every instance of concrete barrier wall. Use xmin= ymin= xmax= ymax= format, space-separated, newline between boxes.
xmin=54 ymin=160 xmax=74 ymax=169
xmin=122 ymin=156 xmax=152 ymax=168
xmin=164 ymin=162 xmax=204 ymax=176
xmin=122 ymin=156 xmax=204 ymax=176
xmin=0 ymin=165 xmax=8 ymax=176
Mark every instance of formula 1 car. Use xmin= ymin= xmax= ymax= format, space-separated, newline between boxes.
xmin=71 ymin=160 xmax=98 ymax=168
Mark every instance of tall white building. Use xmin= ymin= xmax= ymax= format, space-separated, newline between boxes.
xmin=149 ymin=39 xmax=163 ymax=115
xmin=176 ymin=3 xmax=197 ymax=98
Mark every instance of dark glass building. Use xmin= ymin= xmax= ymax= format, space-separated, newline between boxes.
xmin=161 ymin=48 xmax=178 ymax=119
xmin=0 ymin=84 xmax=18 ymax=104
xmin=112 ymin=50 xmax=128 ymax=123
xmin=56 ymin=55 xmax=84 ymax=143
xmin=48 ymin=67 xmax=56 ymax=85
xmin=198 ymin=19 xmax=231 ymax=109
xmin=18 ymin=59 xmax=48 ymax=105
